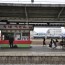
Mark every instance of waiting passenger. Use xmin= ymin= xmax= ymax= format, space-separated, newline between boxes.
xmin=43 ymin=38 xmax=46 ymax=46
xmin=56 ymin=39 xmax=58 ymax=42
xmin=9 ymin=36 xmax=14 ymax=48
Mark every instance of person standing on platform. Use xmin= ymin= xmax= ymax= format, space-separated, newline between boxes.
xmin=43 ymin=37 xmax=46 ymax=46
xmin=56 ymin=39 xmax=58 ymax=42
xmin=9 ymin=36 xmax=14 ymax=48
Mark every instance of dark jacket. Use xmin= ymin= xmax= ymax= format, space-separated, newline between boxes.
xmin=9 ymin=36 xmax=14 ymax=44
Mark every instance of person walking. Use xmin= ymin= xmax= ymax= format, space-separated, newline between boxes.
xmin=52 ymin=39 xmax=57 ymax=48
xmin=49 ymin=39 xmax=57 ymax=48
xmin=49 ymin=38 xmax=53 ymax=47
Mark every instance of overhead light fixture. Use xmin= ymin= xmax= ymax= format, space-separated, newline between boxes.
xmin=19 ymin=23 xmax=24 ymax=24
xmin=10 ymin=23 xmax=16 ymax=24
xmin=0 ymin=22 xmax=6 ymax=24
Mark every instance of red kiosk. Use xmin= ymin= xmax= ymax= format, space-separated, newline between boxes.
xmin=0 ymin=25 xmax=33 ymax=48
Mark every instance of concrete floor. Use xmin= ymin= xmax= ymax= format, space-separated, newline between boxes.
xmin=0 ymin=45 xmax=65 ymax=61
xmin=0 ymin=45 xmax=64 ymax=52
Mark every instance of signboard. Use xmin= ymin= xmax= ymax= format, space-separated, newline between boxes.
xmin=0 ymin=25 xmax=33 ymax=30
xmin=1 ymin=30 xmax=30 ymax=33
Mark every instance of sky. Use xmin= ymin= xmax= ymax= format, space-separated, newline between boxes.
xmin=0 ymin=0 xmax=65 ymax=4
xmin=34 ymin=27 xmax=49 ymax=33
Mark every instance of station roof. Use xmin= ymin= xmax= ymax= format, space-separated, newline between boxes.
xmin=0 ymin=3 xmax=65 ymax=7
xmin=0 ymin=3 xmax=65 ymax=26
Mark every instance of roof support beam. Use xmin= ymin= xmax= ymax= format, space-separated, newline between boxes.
xmin=31 ymin=0 xmax=34 ymax=3
xmin=58 ymin=7 xmax=64 ymax=18
xmin=25 ymin=7 xmax=28 ymax=23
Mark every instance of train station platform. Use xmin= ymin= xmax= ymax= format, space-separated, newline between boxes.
xmin=0 ymin=45 xmax=65 ymax=64
xmin=0 ymin=45 xmax=64 ymax=56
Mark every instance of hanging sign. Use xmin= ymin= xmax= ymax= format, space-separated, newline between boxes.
xmin=0 ymin=25 xmax=33 ymax=30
